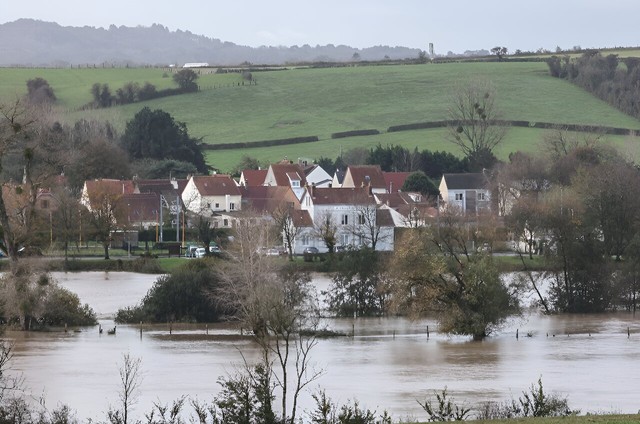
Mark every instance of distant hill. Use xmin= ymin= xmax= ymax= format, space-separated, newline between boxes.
xmin=0 ymin=19 xmax=422 ymax=67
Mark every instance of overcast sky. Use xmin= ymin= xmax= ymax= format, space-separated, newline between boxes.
xmin=2 ymin=0 xmax=638 ymax=54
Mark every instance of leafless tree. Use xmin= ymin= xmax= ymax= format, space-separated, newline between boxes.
xmin=219 ymin=219 xmax=323 ymax=423
xmin=107 ymin=353 xmax=143 ymax=424
xmin=447 ymin=80 xmax=507 ymax=165
xmin=272 ymin=204 xmax=300 ymax=260
xmin=313 ymin=211 xmax=337 ymax=253
xmin=348 ymin=205 xmax=388 ymax=251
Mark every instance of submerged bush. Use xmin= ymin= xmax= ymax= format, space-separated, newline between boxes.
xmin=116 ymin=260 xmax=226 ymax=323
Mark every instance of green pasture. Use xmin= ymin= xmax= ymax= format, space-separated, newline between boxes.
xmin=2 ymin=60 xmax=640 ymax=173
xmin=206 ymin=126 xmax=640 ymax=173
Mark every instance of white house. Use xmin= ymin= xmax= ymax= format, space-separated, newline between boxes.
xmin=439 ymin=173 xmax=491 ymax=215
xmin=182 ymin=175 xmax=241 ymax=215
xmin=294 ymin=186 xmax=395 ymax=253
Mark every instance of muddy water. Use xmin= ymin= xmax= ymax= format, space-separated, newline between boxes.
xmin=3 ymin=272 xmax=640 ymax=421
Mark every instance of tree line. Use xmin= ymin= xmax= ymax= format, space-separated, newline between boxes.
xmin=547 ymin=51 xmax=640 ymax=120
xmin=88 ymin=68 xmax=200 ymax=108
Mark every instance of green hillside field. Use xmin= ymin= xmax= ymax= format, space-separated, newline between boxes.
xmin=1 ymin=60 xmax=639 ymax=172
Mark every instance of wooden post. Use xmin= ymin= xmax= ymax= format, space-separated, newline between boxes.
xmin=427 ymin=325 xmax=430 ymax=340
xmin=206 ymin=324 xmax=209 ymax=335
xmin=516 ymin=329 xmax=519 ymax=340
xmin=140 ymin=321 xmax=143 ymax=338
xmin=628 ymin=327 xmax=631 ymax=338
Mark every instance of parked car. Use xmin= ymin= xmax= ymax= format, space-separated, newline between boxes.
xmin=303 ymin=246 xmax=319 ymax=262
xmin=194 ymin=247 xmax=207 ymax=258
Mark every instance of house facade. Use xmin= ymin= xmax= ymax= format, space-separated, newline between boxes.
xmin=182 ymin=175 xmax=241 ymax=215
xmin=293 ymin=186 xmax=395 ymax=254
xmin=439 ymin=173 xmax=491 ymax=215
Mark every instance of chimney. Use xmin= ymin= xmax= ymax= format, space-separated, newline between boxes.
xmin=310 ymin=182 xmax=316 ymax=198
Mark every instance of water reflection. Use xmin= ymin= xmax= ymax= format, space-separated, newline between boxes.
xmin=2 ymin=272 xmax=640 ymax=421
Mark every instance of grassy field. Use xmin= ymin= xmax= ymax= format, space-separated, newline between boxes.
xmin=206 ymin=126 xmax=640 ymax=172
xmin=2 ymin=61 xmax=640 ymax=172
xmin=409 ymin=416 xmax=640 ymax=424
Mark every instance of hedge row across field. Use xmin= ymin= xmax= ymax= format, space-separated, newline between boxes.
xmin=202 ymin=120 xmax=640 ymax=151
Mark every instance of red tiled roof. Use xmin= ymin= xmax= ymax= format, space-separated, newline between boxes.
xmin=118 ymin=193 xmax=160 ymax=224
xmin=290 ymin=209 xmax=313 ymax=227
xmin=345 ymin=165 xmax=386 ymax=189
xmin=269 ymin=164 xmax=306 ymax=187
xmin=192 ymin=175 xmax=240 ymax=196
xmin=85 ymin=179 xmax=134 ymax=198
xmin=240 ymin=186 xmax=300 ymax=213
xmin=241 ymin=169 xmax=268 ymax=186
xmin=383 ymin=172 xmax=411 ymax=193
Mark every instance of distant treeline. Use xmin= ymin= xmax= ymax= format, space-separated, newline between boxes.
xmin=87 ymin=80 xmax=196 ymax=108
xmin=547 ymin=51 xmax=640 ymax=120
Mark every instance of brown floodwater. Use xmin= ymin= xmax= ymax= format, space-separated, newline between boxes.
xmin=3 ymin=271 xmax=640 ymax=422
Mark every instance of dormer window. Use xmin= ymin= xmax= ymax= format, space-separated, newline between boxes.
xmin=291 ymin=180 xmax=300 ymax=187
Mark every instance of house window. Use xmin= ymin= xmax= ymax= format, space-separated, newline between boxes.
xmin=455 ymin=193 xmax=463 ymax=201
xmin=478 ymin=192 xmax=486 ymax=201
xmin=340 ymin=234 xmax=349 ymax=245
xmin=223 ymin=219 xmax=229 ymax=227
xmin=341 ymin=214 xmax=349 ymax=225
xmin=229 ymin=202 xmax=235 ymax=211
xmin=302 ymin=235 xmax=310 ymax=246
xmin=40 ymin=199 xmax=49 ymax=209
xmin=291 ymin=180 xmax=300 ymax=187
xmin=215 ymin=203 xmax=220 ymax=209
xmin=358 ymin=214 xmax=366 ymax=225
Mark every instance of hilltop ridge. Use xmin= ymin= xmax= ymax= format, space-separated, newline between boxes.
xmin=0 ymin=19 xmax=421 ymax=66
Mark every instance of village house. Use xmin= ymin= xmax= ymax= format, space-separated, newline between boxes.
xmin=263 ymin=162 xmax=307 ymax=200
xmin=181 ymin=174 xmax=241 ymax=229
xmin=293 ymin=185 xmax=395 ymax=254
xmin=341 ymin=165 xmax=387 ymax=194
xmin=439 ymin=173 xmax=491 ymax=215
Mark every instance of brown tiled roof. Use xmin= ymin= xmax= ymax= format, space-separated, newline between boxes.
xmin=290 ymin=209 xmax=313 ymax=227
xmin=192 ymin=175 xmax=240 ymax=196
xmin=376 ymin=208 xmax=396 ymax=227
xmin=383 ymin=172 xmax=411 ymax=193
xmin=269 ymin=163 xmax=306 ymax=186
xmin=345 ymin=165 xmax=386 ymax=189
xmin=308 ymin=187 xmax=375 ymax=205
xmin=241 ymin=169 xmax=268 ymax=186
xmin=240 ymin=186 xmax=300 ymax=213
xmin=85 ymin=179 xmax=134 ymax=197
xmin=118 ymin=193 xmax=160 ymax=224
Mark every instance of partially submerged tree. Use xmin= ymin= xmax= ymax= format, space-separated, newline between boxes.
xmin=220 ymin=218 xmax=323 ymax=423
xmin=390 ymin=209 xmax=520 ymax=340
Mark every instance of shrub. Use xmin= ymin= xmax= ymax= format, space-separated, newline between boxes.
xmin=417 ymin=387 xmax=471 ymax=422
xmin=115 ymin=260 xmax=226 ymax=323
xmin=475 ymin=378 xmax=576 ymax=420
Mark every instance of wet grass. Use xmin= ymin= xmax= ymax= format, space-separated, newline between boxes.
xmin=409 ymin=416 xmax=640 ymax=424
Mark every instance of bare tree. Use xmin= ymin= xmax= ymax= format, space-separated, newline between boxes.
xmin=349 ymin=205 xmax=389 ymax=251
xmin=108 ymin=353 xmax=143 ymax=424
xmin=447 ymin=80 xmax=507 ymax=168
xmin=313 ymin=211 xmax=337 ymax=253
xmin=84 ymin=189 xmax=124 ymax=260
xmin=220 ymin=218 xmax=323 ymax=423
xmin=272 ymin=204 xmax=300 ymax=260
